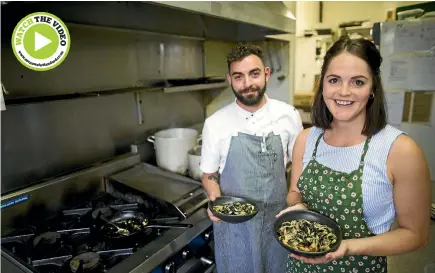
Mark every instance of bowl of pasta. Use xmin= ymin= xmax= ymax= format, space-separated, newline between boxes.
xmin=208 ymin=196 xmax=259 ymax=223
xmin=274 ymin=210 xmax=342 ymax=257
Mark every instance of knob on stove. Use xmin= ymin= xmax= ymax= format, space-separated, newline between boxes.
xmin=164 ymin=261 xmax=176 ymax=273
xmin=182 ymin=249 xmax=190 ymax=259
xmin=204 ymin=230 xmax=213 ymax=241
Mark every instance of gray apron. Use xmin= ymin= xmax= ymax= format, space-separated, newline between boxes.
xmin=213 ymin=132 xmax=288 ymax=273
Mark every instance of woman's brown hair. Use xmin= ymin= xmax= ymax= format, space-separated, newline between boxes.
xmin=311 ymin=36 xmax=387 ymax=136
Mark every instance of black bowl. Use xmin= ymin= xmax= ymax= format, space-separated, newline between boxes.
xmin=208 ymin=196 xmax=259 ymax=224
xmin=273 ymin=210 xmax=342 ymax=258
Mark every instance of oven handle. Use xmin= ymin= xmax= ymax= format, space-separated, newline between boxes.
xmin=176 ymin=256 xmax=215 ymax=273
xmin=201 ymin=257 xmax=215 ymax=273
xmin=200 ymin=257 xmax=213 ymax=266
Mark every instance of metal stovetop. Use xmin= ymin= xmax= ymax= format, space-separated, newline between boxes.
xmin=108 ymin=162 xmax=209 ymax=219
xmin=1 ymin=153 xmax=212 ymax=273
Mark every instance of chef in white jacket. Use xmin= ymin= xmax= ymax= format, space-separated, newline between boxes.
xmin=200 ymin=43 xmax=303 ymax=273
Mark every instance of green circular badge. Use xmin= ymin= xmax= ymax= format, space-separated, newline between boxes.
xmin=11 ymin=12 xmax=70 ymax=71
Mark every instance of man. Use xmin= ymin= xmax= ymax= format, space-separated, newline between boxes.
xmin=200 ymin=43 xmax=304 ymax=273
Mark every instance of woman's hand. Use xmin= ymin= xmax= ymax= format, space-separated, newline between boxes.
xmin=289 ymin=240 xmax=350 ymax=264
xmin=275 ymin=203 xmax=308 ymax=218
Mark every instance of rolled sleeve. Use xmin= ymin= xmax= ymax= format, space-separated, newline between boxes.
xmin=200 ymin=119 xmax=221 ymax=173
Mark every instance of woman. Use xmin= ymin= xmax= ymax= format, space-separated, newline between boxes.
xmin=277 ymin=36 xmax=431 ymax=273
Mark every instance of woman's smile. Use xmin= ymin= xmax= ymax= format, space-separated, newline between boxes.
xmin=334 ymin=100 xmax=354 ymax=106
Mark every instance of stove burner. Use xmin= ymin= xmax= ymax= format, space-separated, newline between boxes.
xmin=1 ymin=191 xmax=179 ymax=273
xmin=69 ymin=252 xmax=100 ymax=272
xmin=91 ymin=207 xmax=112 ymax=220
xmin=33 ymin=232 xmax=61 ymax=247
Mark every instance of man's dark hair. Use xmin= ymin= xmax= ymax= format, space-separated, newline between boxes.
xmin=226 ymin=43 xmax=265 ymax=72
xmin=311 ymin=36 xmax=387 ymax=137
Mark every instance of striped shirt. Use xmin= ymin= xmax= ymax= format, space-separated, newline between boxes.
xmin=302 ymin=125 xmax=404 ymax=234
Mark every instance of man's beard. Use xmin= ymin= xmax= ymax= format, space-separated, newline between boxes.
xmin=232 ymin=83 xmax=267 ymax=106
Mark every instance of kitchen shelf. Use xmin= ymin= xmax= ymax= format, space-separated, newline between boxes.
xmin=4 ymin=86 xmax=163 ymax=106
xmin=163 ymin=81 xmax=228 ymax=93
xmin=4 ymin=81 xmax=228 ymax=106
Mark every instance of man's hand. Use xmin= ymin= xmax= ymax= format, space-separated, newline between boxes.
xmin=207 ymin=193 xmax=221 ymax=223
xmin=202 ymin=171 xmax=222 ymax=223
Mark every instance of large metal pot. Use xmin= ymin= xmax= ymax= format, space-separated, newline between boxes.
xmin=147 ymin=128 xmax=199 ymax=175
xmin=188 ymin=145 xmax=203 ymax=181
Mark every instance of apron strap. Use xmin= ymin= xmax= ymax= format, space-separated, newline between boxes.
xmin=358 ymin=136 xmax=372 ymax=167
xmin=311 ymin=132 xmax=324 ymax=160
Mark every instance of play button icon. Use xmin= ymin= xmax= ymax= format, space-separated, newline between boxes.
xmin=34 ymin=31 xmax=52 ymax=52
xmin=12 ymin=12 xmax=71 ymax=71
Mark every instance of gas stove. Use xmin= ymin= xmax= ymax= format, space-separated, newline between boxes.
xmin=1 ymin=153 xmax=214 ymax=273
xmin=2 ymin=192 xmax=178 ymax=273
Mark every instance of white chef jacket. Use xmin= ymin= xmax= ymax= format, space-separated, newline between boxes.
xmin=200 ymin=95 xmax=304 ymax=174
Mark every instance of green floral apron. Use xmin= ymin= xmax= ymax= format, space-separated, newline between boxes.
xmin=287 ymin=132 xmax=387 ymax=273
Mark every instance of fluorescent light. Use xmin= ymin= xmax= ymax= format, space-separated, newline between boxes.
xmin=286 ymin=10 xmax=296 ymax=20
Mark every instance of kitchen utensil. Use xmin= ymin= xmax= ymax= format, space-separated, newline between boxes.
xmin=188 ymin=145 xmax=203 ymax=181
xmin=101 ymin=216 xmax=131 ymax=236
xmin=273 ymin=210 xmax=342 ymax=258
xmin=208 ymin=196 xmax=259 ymax=224
xmin=147 ymin=128 xmax=199 ymax=175
xmin=111 ymin=211 xmax=192 ymax=228
xmin=101 ymin=210 xmax=192 ymax=239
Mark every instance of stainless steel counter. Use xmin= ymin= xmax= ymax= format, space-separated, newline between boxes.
xmin=108 ymin=162 xmax=209 ymax=219
xmin=109 ymin=163 xmax=200 ymax=204
xmin=1 ymin=255 xmax=27 ymax=273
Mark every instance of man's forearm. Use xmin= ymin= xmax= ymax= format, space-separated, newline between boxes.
xmin=202 ymin=172 xmax=221 ymax=198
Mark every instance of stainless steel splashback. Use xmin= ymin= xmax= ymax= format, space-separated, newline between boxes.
xmin=1 ymin=91 xmax=205 ymax=194
xmin=1 ymin=7 xmax=207 ymax=194
xmin=2 ymin=24 xmax=205 ymax=98
xmin=0 ymin=25 xmax=209 ymax=190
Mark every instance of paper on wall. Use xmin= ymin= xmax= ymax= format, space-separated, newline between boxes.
xmin=384 ymin=91 xmax=405 ymax=128
xmin=380 ymin=22 xmax=397 ymax=57
xmin=412 ymin=53 xmax=435 ymax=91
xmin=381 ymin=19 xmax=435 ymax=92
xmin=383 ymin=54 xmax=413 ymax=90
xmin=420 ymin=19 xmax=435 ymax=52
xmin=394 ymin=19 xmax=435 ymax=53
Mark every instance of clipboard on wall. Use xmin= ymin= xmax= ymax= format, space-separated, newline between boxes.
xmin=379 ymin=18 xmax=435 ymax=127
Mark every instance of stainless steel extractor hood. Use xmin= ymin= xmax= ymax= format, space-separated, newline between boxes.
xmin=1 ymin=1 xmax=295 ymax=99
xmin=1 ymin=1 xmax=295 ymax=43
xmin=151 ymin=1 xmax=296 ymax=35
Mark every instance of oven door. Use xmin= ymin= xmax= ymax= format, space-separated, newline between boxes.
xmin=174 ymin=256 xmax=215 ymax=273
